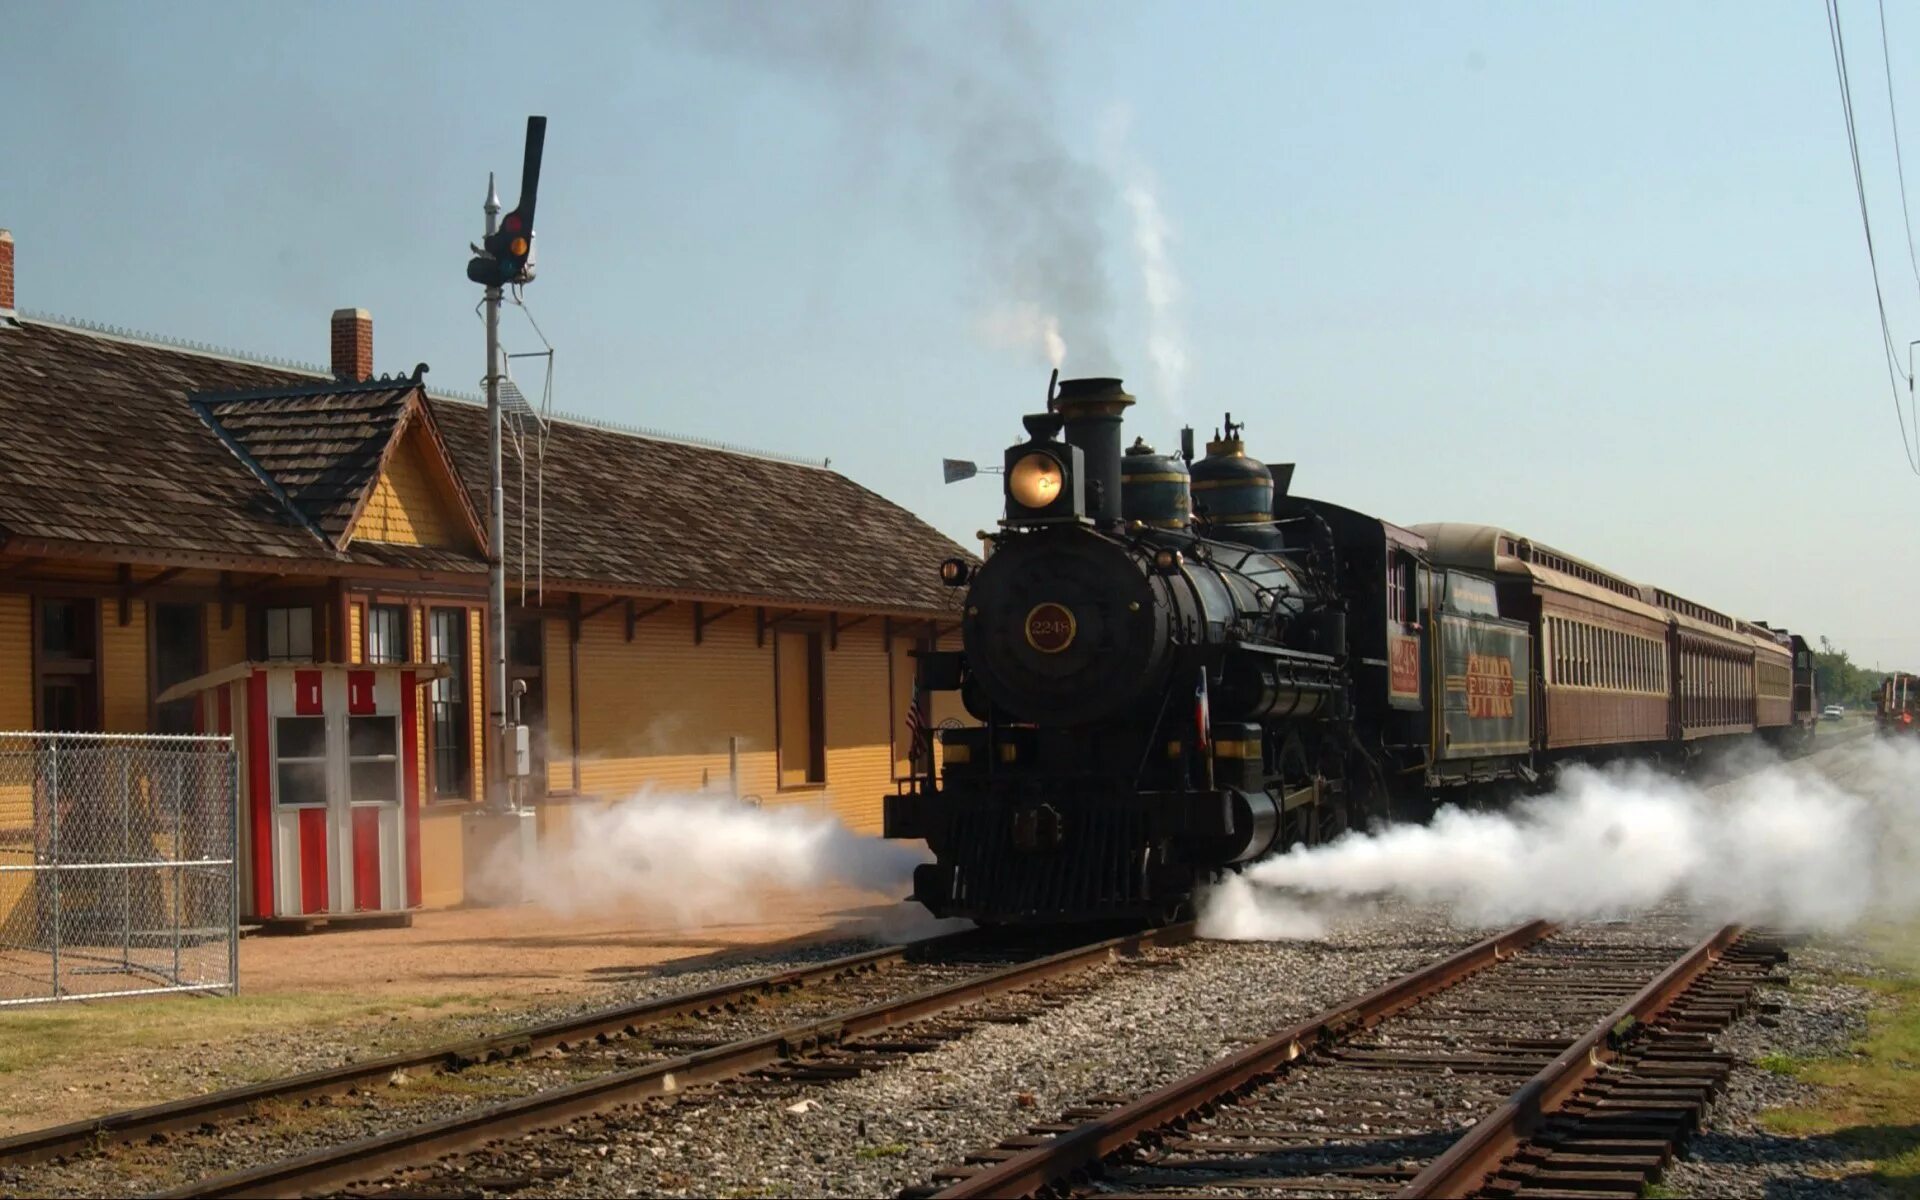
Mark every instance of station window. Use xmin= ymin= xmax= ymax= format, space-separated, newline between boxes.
xmin=265 ymin=606 xmax=314 ymax=661
xmin=367 ymin=604 xmax=409 ymax=665
xmin=776 ymin=630 xmax=826 ymax=788
xmin=152 ymin=602 xmax=205 ymax=734
xmin=275 ymin=716 xmax=327 ymax=806
xmin=428 ymin=607 xmax=473 ymax=800
xmin=35 ymin=597 xmax=100 ymax=732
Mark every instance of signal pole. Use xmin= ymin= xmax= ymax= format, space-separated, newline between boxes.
xmin=467 ymin=115 xmax=546 ymax=814
xmin=482 ymin=173 xmax=509 ymax=811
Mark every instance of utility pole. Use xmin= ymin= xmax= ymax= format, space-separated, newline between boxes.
xmin=467 ymin=116 xmax=546 ymax=813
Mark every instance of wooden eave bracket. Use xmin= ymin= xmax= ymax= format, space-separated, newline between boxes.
xmin=693 ymin=602 xmax=739 ymax=645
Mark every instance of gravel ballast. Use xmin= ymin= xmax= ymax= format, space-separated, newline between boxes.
xmin=1659 ymin=934 xmax=1886 ymax=1200
xmin=399 ymin=903 xmax=1516 ymax=1198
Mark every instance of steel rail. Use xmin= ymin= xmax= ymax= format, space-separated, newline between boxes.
xmin=1398 ymin=922 xmax=1745 ymax=1199
xmin=933 ymin=918 xmax=1555 ymax=1200
xmin=162 ymin=922 xmax=1196 ymax=1199
xmin=0 ymin=930 xmax=984 ymax=1168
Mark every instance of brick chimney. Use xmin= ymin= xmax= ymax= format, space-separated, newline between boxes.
xmin=0 ymin=230 xmax=15 ymax=316
xmin=330 ymin=307 xmax=372 ymax=381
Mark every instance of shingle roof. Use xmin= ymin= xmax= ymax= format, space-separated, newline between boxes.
xmin=0 ymin=316 xmax=966 ymax=613
xmin=435 ymin=401 xmax=967 ymax=612
xmin=195 ymin=379 xmax=419 ymax=546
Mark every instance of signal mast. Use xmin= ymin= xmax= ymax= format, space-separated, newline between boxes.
xmin=466 ymin=115 xmax=546 ymax=811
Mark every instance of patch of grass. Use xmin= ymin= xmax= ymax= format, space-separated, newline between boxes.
xmin=1640 ymin=1183 xmax=1680 ymax=1199
xmin=1755 ymin=924 xmax=1920 ymax=1195
xmin=1756 ymin=1051 xmax=1803 ymax=1076
xmin=854 ymin=1143 xmax=909 ymax=1160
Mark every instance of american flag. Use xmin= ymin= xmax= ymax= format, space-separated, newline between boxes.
xmin=906 ymin=672 xmax=928 ymax=770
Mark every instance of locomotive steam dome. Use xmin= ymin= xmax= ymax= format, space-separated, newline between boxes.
xmin=1191 ymin=419 xmax=1273 ymax=526
xmin=1119 ymin=437 xmax=1191 ymax=527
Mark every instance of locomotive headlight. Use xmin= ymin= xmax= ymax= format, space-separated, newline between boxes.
xmin=939 ymin=558 xmax=972 ymax=586
xmin=1008 ymin=452 xmax=1065 ymax=509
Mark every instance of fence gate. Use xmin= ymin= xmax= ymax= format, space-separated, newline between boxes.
xmin=0 ymin=732 xmax=238 ymax=1005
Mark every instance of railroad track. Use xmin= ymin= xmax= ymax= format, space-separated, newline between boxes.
xmin=0 ymin=924 xmax=1182 ymax=1198
xmin=117 ymin=922 xmax=1192 ymax=1199
xmin=920 ymin=920 xmax=1783 ymax=1199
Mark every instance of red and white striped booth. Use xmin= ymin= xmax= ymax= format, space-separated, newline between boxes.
xmin=159 ymin=661 xmax=443 ymax=922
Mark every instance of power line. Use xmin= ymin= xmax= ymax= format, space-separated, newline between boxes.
xmin=1827 ymin=0 xmax=1920 ymax=473
xmin=1876 ymin=0 xmax=1920 ymax=450
xmin=1878 ymin=0 xmax=1920 ymax=299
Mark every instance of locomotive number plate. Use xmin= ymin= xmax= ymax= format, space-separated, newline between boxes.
xmin=1024 ymin=603 xmax=1077 ymax=654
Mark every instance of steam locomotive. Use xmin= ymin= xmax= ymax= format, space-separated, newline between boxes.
xmin=883 ymin=377 xmax=1818 ymax=925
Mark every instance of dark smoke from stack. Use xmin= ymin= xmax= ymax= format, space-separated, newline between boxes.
xmin=658 ymin=0 xmax=1118 ymax=372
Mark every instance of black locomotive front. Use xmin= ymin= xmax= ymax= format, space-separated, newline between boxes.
xmin=884 ymin=378 xmax=1347 ymax=924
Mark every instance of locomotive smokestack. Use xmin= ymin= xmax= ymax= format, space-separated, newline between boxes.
xmin=1053 ymin=377 xmax=1134 ymax=525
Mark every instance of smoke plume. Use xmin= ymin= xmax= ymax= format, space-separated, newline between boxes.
xmin=659 ymin=0 xmax=1116 ymax=372
xmin=480 ymin=791 xmax=930 ymax=930
xmin=1199 ymin=737 xmax=1920 ymax=940
xmin=1105 ymin=105 xmax=1190 ymax=412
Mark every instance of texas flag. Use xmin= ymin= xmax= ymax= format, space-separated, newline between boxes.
xmin=1195 ymin=668 xmax=1211 ymax=749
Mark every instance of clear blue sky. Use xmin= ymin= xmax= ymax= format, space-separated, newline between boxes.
xmin=3 ymin=1 xmax=1917 ymax=668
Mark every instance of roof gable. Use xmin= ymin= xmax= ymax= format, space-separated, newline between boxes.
xmin=348 ymin=419 xmax=482 ymax=552
xmin=191 ymin=370 xmax=486 ymax=554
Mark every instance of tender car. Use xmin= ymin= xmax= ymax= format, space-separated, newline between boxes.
xmin=1823 ymin=704 xmax=1845 ymax=721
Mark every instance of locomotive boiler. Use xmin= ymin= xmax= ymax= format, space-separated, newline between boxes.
xmin=884 ymin=378 xmax=1353 ymax=924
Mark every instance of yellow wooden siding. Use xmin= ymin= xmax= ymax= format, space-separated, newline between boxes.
xmin=348 ymin=603 xmax=364 ymax=664
xmin=0 ymin=595 xmax=33 ymax=942
xmin=354 ymin=428 xmax=468 ymax=549
xmin=469 ymin=608 xmax=484 ymax=800
xmin=417 ymin=807 xmax=465 ymax=908
xmin=543 ymin=618 xmax=574 ymax=794
xmin=574 ymin=606 xmax=778 ymax=800
xmin=204 ymin=606 xmax=248 ymax=671
xmin=0 ymin=595 xmax=29 ymax=732
xmin=101 ymin=606 xmax=148 ymax=733
xmin=822 ymin=628 xmax=892 ymax=834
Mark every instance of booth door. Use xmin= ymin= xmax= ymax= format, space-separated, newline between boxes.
xmin=270 ymin=670 xmax=407 ymax=916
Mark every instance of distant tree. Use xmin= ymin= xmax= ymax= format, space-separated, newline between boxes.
xmin=1811 ymin=637 xmax=1885 ymax=708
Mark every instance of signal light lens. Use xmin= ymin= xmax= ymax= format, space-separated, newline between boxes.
xmin=502 ymin=213 xmax=521 ymax=233
xmin=509 ymin=236 xmax=529 ymax=256
xmin=1008 ymin=452 xmax=1064 ymax=509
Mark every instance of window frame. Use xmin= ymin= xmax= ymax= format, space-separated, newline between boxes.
xmin=34 ymin=596 xmax=102 ymax=732
xmin=427 ymin=606 xmax=474 ymax=802
xmin=150 ymin=600 xmax=207 ymax=735
xmin=366 ymin=603 xmax=410 ymax=666
xmin=263 ymin=605 xmax=315 ymax=662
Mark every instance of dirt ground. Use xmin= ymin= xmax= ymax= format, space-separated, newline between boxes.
xmin=0 ymin=884 xmax=939 ymax=1136
xmin=241 ymin=884 xmax=928 ymax=1000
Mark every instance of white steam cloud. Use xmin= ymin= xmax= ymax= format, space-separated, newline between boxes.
xmin=480 ymin=791 xmax=932 ymax=931
xmin=981 ymin=303 xmax=1068 ymax=369
xmin=1200 ymin=737 xmax=1920 ymax=941
xmin=1104 ymin=105 xmax=1190 ymax=413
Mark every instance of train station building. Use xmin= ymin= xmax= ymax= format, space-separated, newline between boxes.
xmin=0 ymin=228 xmax=970 ymax=923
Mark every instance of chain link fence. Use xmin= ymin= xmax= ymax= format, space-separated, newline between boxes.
xmin=0 ymin=732 xmax=238 ymax=1005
